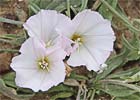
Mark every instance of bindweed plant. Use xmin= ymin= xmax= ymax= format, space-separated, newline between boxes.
xmin=0 ymin=0 xmax=140 ymax=100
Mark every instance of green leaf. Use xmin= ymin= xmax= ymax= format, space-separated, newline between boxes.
xmin=0 ymin=17 xmax=24 ymax=25
xmin=29 ymin=0 xmax=51 ymax=15
xmin=45 ymin=0 xmax=65 ymax=10
xmin=101 ymin=84 xmax=136 ymax=97
xmin=107 ymin=67 xmax=140 ymax=79
xmin=2 ymin=72 xmax=17 ymax=88
xmin=122 ymin=33 xmax=140 ymax=61
xmin=39 ymin=0 xmax=51 ymax=9
xmin=79 ymin=0 xmax=88 ymax=11
xmin=29 ymin=3 xmax=40 ymax=14
xmin=115 ymin=94 xmax=140 ymax=100
xmin=2 ymin=72 xmax=33 ymax=99
xmin=69 ymin=72 xmax=88 ymax=81
xmin=101 ymin=80 xmax=140 ymax=92
xmin=0 ymin=0 xmax=11 ymax=3
xmin=0 ymin=78 xmax=34 ymax=100
xmin=48 ymin=84 xmax=74 ymax=93
xmin=29 ymin=0 xmax=51 ymax=9
xmin=99 ymin=0 xmax=140 ymax=34
xmin=0 ymin=34 xmax=21 ymax=39
xmin=29 ymin=0 xmax=82 ymax=16
xmin=0 ymin=49 xmax=19 ymax=53
xmin=0 ymin=33 xmax=26 ymax=46
xmin=16 ymin=88 xmax=34 ymax=95
xmin=125 ymin=71 xmax=140 ymax=82
xmin=64 ymin=79 xmax=79 ymax=87
xmin=50 ymin=92 xmax=73 ymax=100
xmin=99 ymin=0 xmax=118 ymax=20
xmin=126 ymin=50 xmax=140 ymax=61
xmin=55 ymin=4 xmax=66 ymax=13
xmin=116 ymin=3 xmax=127 ymax=17
xmin=122 ymin=34 xmax=137 ymax=50
xmin=49 ymin=0 xmax=81 ymax=11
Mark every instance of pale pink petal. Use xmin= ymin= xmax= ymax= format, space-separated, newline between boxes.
xmin=47 ymin=61 xmax=66 ymax=85
xmin=23 ymin=10 xmax=71 ymax=44
xmin=11 ymin=55 xmax=37 ymax=70
xmin=23 ymin=10 xmax=57 ymax=42
xmin=67 ymin=45 xmax=100 ymax=71
xmin=40 ymin=51 xmax=66 ymax=91
xmin=85 ymin=48 xmax=110 ymax=65
xmin=84 ymin=35 xmax=115 ymax=51
xmin=55 ymin=17 xmax=77 ymax=55
xmin=20 ymin=38 xmax=47 ymax=59
xmin=47 ymin=46 xmax=66 ymax=62
xmin=16 ymin=71 xmax=45 ymax=92
xmin=56 ymin=35 xmax=77 ymax=56
xmin=12 ymin=57 xmax=49 ymax=92
xmin=56 ymin=20 xmax=75 ymax=38
xmin=80 ymin=44 xmax=111 ymax=71
xmin=83 ymin=20 xmax=115 ymax=36
xmin=72 ymin=9 xmax=105 ymax=34
xmin=67 ymin=47 xmax=86 ymax=67
xmin=40 ymin=78 xmax=55 ymax=91
xmin=40 ymin=61 xmax=66 ymax=91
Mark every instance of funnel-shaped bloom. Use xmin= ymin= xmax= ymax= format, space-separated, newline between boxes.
xmin=23 ymin=10 xmax=71 ymax=47
xmin=10 ymin=38 xmax=66 ymax=92
xmin=57 ymin=10 xmax=115 ymax=72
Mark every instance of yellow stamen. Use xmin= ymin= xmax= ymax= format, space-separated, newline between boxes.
xmin=71 ymin=33 xmax=84 ymax=46
xmin=38 ymin=57 xmax=50 ymax=71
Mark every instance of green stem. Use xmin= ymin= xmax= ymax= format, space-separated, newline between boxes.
xmin=80 ymin=0 xmax=88 ymax=11
xmin=70 ymin=6 xmax=77 ymax=15
xmin=76 ymin=87 xmax=81 ymax=100
xmin=100 ymin=0 xmax=140 ymax=33
xmin=90 ymin=89 xmax=96 ymax=100
xmin=66 ymin=0 xmax=71 ymax=18
xmin=92 ymin=0 xmax=101 ymax=10
xmin=0 ymin=17 xmax=24 ymax=25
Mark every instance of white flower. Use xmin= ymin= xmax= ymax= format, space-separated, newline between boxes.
xmin=57 ymin=9 xmax=116 ymax=72
xmin=23 ymin=10 xmax=71 ymax=47
xmin=10 ymin=38 xmax=66 ymax=92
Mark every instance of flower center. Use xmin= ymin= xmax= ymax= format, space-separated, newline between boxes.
xmin=38 ymin=57 xmax=49 ymax=71
xmin=71 ymin=34 xmax=84 ymax=46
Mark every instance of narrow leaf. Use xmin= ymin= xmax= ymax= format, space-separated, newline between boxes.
xmin=50 ymin=92 xmax=73 ymax=100
xmin=0 ymin=17 xmax=24 ymax=25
